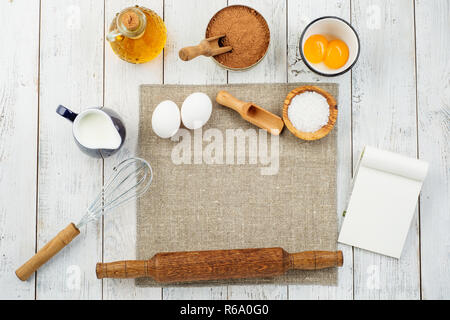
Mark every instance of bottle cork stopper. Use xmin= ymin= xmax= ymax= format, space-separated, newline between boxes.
xmin=120 ymin=11 xmax=140 ymax=31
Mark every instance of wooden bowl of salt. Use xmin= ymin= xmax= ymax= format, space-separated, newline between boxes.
xmin=282 ymin=86 xmax=337 ymax=141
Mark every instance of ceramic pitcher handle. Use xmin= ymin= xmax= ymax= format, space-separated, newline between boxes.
xmin=56 ymin=105 xmax=78 ymax=122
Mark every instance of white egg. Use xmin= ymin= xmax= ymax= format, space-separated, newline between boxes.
xmin=151 ymin=100 xmax=180 ymax=138
xmin=181 ymin=92 xmax=212 ymax=130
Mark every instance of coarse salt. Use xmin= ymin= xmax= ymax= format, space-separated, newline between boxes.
xmin=287 ymin=91 xmax=330 ymax=133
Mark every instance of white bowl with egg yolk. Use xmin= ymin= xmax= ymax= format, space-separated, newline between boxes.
xmin=299 ymin=16 xmax=360 ymax=76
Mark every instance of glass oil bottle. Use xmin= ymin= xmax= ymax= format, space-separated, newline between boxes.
xmin=107 ymin=6 xmax=166 ymax=64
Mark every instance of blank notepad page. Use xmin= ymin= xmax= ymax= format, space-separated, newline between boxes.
xmin=338 ymin=146 xmax=429 ymax=258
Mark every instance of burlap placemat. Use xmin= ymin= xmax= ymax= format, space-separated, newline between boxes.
xmin=137 ymin=83 xmax=338 ymax=286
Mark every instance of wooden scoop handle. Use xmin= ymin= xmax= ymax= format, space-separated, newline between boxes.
xmin=15 ymin=223 xmax=80 ymax=281
xmin=96 ymin=248 xmax=343 ymax=282
xmin=179 ymin=36 xmax=232 ymax=61
xmin=216 ymin=90 xmax=248 ymax=114
xmin=179 ymin=44 xmax=209 ymax=61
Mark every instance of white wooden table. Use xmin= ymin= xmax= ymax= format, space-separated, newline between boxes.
xmin=1 ymin=0 xmax=449 ymax=300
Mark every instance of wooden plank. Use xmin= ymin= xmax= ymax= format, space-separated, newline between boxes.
xmin=286 ymin=0 xmax=353 ymax=300
xmin=228 ymin=285 xmax=287 ymax=300
xmin=37 ymin=0 xmax=104 ymax=299
xmin=162 ymin=0 xmax=228 ymax=300
xmin=163 ymin=287 xmax=226 ymax=300
xmin=103 ymin=0 xmax=164 ymax=300
xmin=415 ymin=0 xmax=450 ymax=300
xmin=226 ymin=0 xmax=288 ymax=300
xmin=227 ymin=0 xmax=287 ymax=84
xmin=164 ymin=0 xmax=228 ymax=85
xmin=0 ymin=0 xmax=40 ymax=300
xmin=351 ymin=0 xmax=420 ymax=299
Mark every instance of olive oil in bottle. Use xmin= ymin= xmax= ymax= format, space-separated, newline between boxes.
xmin=107 ymin=6 xmax=166 ymax=64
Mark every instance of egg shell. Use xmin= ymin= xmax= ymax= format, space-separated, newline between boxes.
xmin=181 ymin=92 xmax=212 ymax=130
xmin=151 ymin=100 xmax=180 ymax=138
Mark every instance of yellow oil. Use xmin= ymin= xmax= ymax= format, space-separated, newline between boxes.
xmin=109 ymin=7 xmax=166 ymax=64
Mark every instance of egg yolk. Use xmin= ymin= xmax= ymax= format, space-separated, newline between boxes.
xmin=324 ymin=39 xmax=349 ymax=69
xmin=303 ymin=34 xmax=328 ymax=64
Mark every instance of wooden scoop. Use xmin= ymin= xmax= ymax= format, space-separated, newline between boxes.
xmin=216 ymin=90 xmax=284 ymax=135
xmin=96 ymin=248 xmax=343 ymax=282
xmin=179 ymin=35 xmax=232 ymax=61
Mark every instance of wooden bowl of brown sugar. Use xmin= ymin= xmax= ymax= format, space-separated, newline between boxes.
xmin=205 ymin=5 xmax=270 ymax=71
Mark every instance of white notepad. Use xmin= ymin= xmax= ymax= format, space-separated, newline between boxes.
xmin=338 ymin=146 xmax=429 ymax=258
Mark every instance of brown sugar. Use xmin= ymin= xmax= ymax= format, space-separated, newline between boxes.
xmin=206 ymin=5 xmax=270 ymax=69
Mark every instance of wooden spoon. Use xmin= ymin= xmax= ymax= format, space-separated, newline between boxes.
xmin=216 ymin=90 xmax=284 ymax=135
xmin=179 ymin=35 xmax=232 ymax=61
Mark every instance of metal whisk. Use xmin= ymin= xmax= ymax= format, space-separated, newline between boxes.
xmin=16 ymin=157 xmax=153 ymax=281
xmin=77 ymin=157 xmax=152 ymax=228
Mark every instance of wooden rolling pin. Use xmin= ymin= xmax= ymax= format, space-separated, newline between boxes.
xmin=96 ymin=248 xmax=343 ymax=283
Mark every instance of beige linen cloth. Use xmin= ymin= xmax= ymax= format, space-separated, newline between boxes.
xmin=137 ymin=83 xmax=338 ymax=286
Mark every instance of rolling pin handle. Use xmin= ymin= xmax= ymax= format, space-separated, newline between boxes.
xmin=289 ymin=250 xmax=343 ymax=270
xmin=96 ymin=260 xmax=150 ymax=279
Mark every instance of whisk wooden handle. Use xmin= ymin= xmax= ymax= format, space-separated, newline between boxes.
xmin=96 ymin=248 xmax=343 ymax=283
xmin=15 ymin=223 xmax=80 ymax=281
